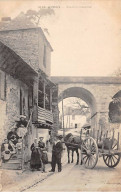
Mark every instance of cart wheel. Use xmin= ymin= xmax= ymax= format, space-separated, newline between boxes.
xmin=103 ymin=154 xmax=120 ymax=168
xmin=81 ymin=137 xmax=98 ymax=169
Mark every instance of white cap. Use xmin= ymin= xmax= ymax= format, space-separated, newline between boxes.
xmin=20 ymin=115 xmax=26 ymax=119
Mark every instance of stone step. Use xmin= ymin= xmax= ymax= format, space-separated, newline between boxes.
xmin=6 ymin=159 xmax=22 ymax=163
xmin=2 ymin=162 xmax=22 ymax=170
xmin=1 ymin=159 xmax=22 ymax=170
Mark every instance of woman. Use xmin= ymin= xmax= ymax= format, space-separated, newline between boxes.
xmin=30 ymin=138 xmax=42 ymax=171
xmin=38 ymin=137 xmax=48 ymax=172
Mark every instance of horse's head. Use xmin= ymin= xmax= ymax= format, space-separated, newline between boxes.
xmin=64 ymin=133 xmax=73 ymax=142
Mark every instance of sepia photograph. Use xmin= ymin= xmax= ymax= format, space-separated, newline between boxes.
xmin=0 ymin=0 xmax=121 ymax=192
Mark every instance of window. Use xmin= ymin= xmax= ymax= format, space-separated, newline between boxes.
xmin=0 ymin=71 xmax=6 ymax=100
xmin=43 ymin=45 xmax=47 ymax=68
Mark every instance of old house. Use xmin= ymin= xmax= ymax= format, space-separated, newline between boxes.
xmin=0 ymin=14 xmax=58 ymax=169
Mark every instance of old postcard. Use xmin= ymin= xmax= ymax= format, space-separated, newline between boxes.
xmin=0 ymin=0 xmax=121 ymax=192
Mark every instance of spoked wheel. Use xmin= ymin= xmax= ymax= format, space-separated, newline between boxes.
xmin=103 ymin=154 xmax=120 ymax=168
xmin=81 ymin=137 xmax=98 ymax=169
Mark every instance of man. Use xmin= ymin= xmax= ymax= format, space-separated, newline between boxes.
xmin=49 ymin=135 xmax=63 ymax=172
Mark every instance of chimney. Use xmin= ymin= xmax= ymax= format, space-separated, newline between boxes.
xmin=1 ymin=17 xmax=11 ymax=22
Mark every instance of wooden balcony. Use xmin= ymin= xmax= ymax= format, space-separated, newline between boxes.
xmin=38 ymin=106 xmax=53 ymax=125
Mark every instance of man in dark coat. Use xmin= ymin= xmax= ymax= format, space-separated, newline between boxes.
xmin=49 ymin=135 xmax=63 ymax=172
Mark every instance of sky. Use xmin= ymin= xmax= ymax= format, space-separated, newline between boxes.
xmin=0 ymin=0 xmax=121 ymax=76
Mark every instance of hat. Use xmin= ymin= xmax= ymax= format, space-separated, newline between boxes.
xmin=82 ymin=123 xmax=91 ymax=129
xmin=56 ymin=135 xmax=63 ymax=140
xmin=20 ymin=115 xmax=26 ymax=119
xmin=39 ymin=136 xmax=44 ymax=139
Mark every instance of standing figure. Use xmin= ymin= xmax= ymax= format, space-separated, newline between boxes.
xmin=16 ymin=115 xmax=28 ymax=128
xmin=30 ymin=138 xmax=42 ymax=171
xmin=16 ymin=115 xmax=28 ymax=139
xmin=38 ymin=137 xmax=48 ymax=173
xmin=49 ymin=135 xmax=63 ymax=172
xmin=16 ymin=137 xmax=23 ymax=155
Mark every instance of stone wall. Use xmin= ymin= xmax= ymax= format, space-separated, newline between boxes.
xmin=0 ymin=29 xmax=39 ymax=72
xmin=0 ymin=71 xmax=30 ymax=145
xmin=0 ymin=28 xmax=52 ymax=77
xmin=56 ymin=80 xmax=121 ymax=133
xmin=38 ymin=31 xmax=51 ymax=77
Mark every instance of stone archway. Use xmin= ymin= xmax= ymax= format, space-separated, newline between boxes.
xmin=58 ymin=87 xmax=97 ymax=129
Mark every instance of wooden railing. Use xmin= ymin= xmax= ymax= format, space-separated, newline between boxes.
xmin=38 ymin=106 xmax=53 ymax=124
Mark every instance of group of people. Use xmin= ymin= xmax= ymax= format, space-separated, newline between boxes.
xmin=1 ymin=115 xmax=28 ymax=162
xmin=1 ymin=113 xmax=64 ymax=173
xmin=30 ymin=134 xmax=63 ymax=173
xmin=30 ymin=137 xmax=47 ymax=172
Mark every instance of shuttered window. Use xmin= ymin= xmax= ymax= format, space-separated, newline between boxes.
xmin=0 ymin=70 xmax=6 ymax=100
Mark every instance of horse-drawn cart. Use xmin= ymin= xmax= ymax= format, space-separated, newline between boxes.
xmin=64 ymin=127 xmax=121 ymax=169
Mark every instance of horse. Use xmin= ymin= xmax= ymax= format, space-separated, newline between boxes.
xmin=64 ymin=133 xmax=82 ymax=165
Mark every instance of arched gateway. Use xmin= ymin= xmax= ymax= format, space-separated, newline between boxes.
xmin=51 ymin=76 xmax=121 ymax=132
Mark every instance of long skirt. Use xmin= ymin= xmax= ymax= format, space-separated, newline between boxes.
xmin=30 ymin=148 xmax=42 ymax=169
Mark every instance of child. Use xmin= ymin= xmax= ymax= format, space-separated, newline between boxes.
xmin=16 ymin=137 xmax=23 ymax=155
xmin=1 ymin=139 xmax=11 ymax=161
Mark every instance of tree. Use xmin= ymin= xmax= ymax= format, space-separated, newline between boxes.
xmin=112 ymin=66 xmax=121 ymax=77
xmin=67 ymin=97 xmax=90 ymax=116
xmin=25 ymin=8 xmax=55 ymax=26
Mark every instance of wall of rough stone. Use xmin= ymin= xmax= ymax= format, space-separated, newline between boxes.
xmin=0 ymin=29 xmax=39 ymax=72
xmin=0 ymin=71 xmax=30 ymax=145
xmin=57 ymin=82 xmax=121 ymax=132
xmin=38 ymin=31 xmax=51 ymax=77
xmin=0 ymin=28 xmax=51 ymax=77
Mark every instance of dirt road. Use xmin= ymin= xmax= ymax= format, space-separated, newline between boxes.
xmin=25 ymin=157 xmax=121 ymax=192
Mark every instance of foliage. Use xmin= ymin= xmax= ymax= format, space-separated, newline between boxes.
xmin=68 ymin=97 xmax=90 ymax=115
xmin=25 ymin=8 xmax=55 ymax=26
xmin=112 ymin=66 xmax=121 ymax=77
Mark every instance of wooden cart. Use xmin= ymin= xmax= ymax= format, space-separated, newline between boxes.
xmin=80 ymin=128 xmax=121 ymax=169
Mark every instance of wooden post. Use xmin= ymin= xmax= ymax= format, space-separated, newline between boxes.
xmin=62 ymin=95 xmax=65 ymax=138
xmin=93 ymin=128 xmax=95 ymax=139
xmin=33 ymin=76 xmax=39 ymax=122
xmin=21 ymin=138 xmax=24 ymax=171
xmin=43 ymin=81 xmax=46 ymax=109
xmin=69 ymin=114 xmax=70 ymax=129
xmin=112 ymin=129 xmax=114 ymax=149
xmin=50 ymin=88 xmax=52 ymax=111
xmin=117 ymin=132 xmax=120 ymax=150
xmin=97 ymin=130 xmax=99 ymax=143
xmin=100 ymin=130 xmax=102 ymax=141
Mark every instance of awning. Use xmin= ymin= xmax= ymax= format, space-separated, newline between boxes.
xmin=0 ymin=41 xmax=37 ymax=86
